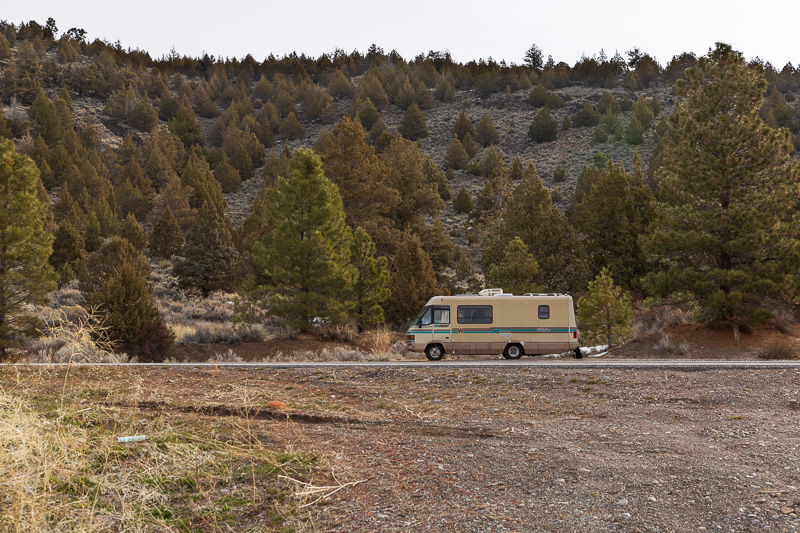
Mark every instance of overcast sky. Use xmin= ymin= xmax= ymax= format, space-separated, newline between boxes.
xmin=4 ymin=0 xmax=798 ymax=68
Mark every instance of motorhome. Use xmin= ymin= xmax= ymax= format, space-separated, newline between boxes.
xmin=406 ymin=289 xmax=582 ymax=361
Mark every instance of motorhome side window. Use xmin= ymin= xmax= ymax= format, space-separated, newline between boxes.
xmin=417 ymin=306 xmax=450 ymax=325
xmin=457 ymin=305 xmax=493 ymax=324
xmin=538 ymin=305 xmax=550 ymax=319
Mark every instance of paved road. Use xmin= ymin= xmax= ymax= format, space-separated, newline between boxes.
xmin=8 ymin=360 xmax=800 ymax=370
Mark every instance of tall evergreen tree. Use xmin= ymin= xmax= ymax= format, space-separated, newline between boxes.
xmin=350 ymin=227 xmax=390 ymax=329
xmin=174 ymin=202 xmax=238 ymax=297
xmin=643 ymin=43 xmax=800 ymax=328
xmin=444 ymin=136 xmax=469 ymax=170
xmin=0 ymin=141 xmax=56 ymax=359
xmin=50 ymin=219 xmax=86 ymax=286
xmin=384 ymin=232 xmax=438 ymax=325
xmin=482 ymin=164 xmax=589 ymax=292
xmin=572 ymin=160 xmax=655 ymax=291
xmin=253 ymin=149 xmax=355 ymax=330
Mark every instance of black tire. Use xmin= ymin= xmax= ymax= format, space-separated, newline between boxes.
xmin=503 ymin=343 xmax=524 ymax=360
xmin=425 ymin=344 xmax=444 ymax=361
xmin=575 ymin=347 xmax=583 ymax=359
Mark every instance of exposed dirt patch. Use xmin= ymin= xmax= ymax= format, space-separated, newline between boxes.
xmin=6 ymin=365 xmax=800 ymax=532
xmin=608 ymin=322 xmax=800 ymax=360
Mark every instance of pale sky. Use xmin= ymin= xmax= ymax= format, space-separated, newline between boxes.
xmin=4 ymin=0 xmax=798 ymax=68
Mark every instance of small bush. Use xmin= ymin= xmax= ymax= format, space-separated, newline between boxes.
xmin=653 ymin=332 xmax=689 ymax=356
xmin=758 ymin=337 xmax=797 ymax=360
xmin=316 ymin=323 xmax=358 ymax=343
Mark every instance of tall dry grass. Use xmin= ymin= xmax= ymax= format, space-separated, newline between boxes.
xmin=0 ymin=374 xmax=324 ymax=531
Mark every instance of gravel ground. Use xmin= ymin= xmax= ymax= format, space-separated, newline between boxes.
xmin=7 ymin=365 xmax=800 ymax=532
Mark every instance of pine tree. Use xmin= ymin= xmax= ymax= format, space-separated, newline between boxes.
xmin=577 ymin=268 xmax=633 ymax=348
xmin=174 ymin=203 xmax=238 ymax=297
xmin=0 ymin=141 xmax=56 ymax=358
xmin=561 ymin=114 xmax=571 ymax=130
xmin=398 ymin=103 xmax=428 ymax=141
xmin=444 ymin=136 xmax=469 ymax=170
xmin=475 ymin=114 xmax=500 ymax=147
xmin=572 ymin=160 xmax=655 ymax=291
xmin=149 ymin=205 xmax=184 ymax=259
xmin=642 ymin=43 xmax=800 ymax=328
xmin=97 ymin=262 xmax=174 ymax=362
xmin=453 ymin=186 xmax=473 ymax=213
xmin=482 ymin=164 xmax=589 ymax=292
xmin=327 ymin=69 xmax=356 ymax=98
xmin=180 ymin=152 xmax=225 ymax=215
xmin=28 ymin=90 xmax=61 ymax=145
xmin=453 ymin=111 xmax=475 ymax=141
xmin=253 ymin=149 xmax=355 ymax=330
xmin=350 ymin=227 xmax=390 ymax=329
xmin=486 ymin=236 xmax=541 ymax=295
xmin=168 ymin=104 xmax=203 ymax=147
xmin=528 ymin=108 xmax=558 ymax=143
xmin=384 ymin=232 xmax=438 ymax=325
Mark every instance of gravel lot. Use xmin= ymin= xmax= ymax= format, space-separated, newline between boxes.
xmin=7 ymin=365 xmax=800 ymax=532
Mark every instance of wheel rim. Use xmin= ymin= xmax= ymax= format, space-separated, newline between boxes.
xmin=428 ymin=346 xmax=442 ymax=359
xmin=507 ymin=345 xmax=521 ymax=358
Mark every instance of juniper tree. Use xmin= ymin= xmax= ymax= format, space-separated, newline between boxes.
xmin=0 ymin=141 xmax=56 ymax=359
xmin=572 ymin=103 xmax=599 ymax=127
xmin=253 ymin=149 xmax=355 ymax=330
xmin=528 ymin=108 xmax=558 ymax=143
xmin=461 ymin=132 xmax=478 ymax=159
xmin=50 ymin=219 xmax=85 ymax=286
xmin=280 ymin=111 xmax=305 ymax=139
xmin=129 ymin=95 xmax=159 ymax=132
xmin=632 ymin=95 xmax=655 ymax=130
xmin=119 ymin=213 xmax=147 ymax=251
xmin=384 ymin=232 xmax=438 ymax=325
xmin=445 ymin=136 xmax=469 ymax=170
xmin=624 ymin=114 xmax=644 ymax=145
xmin=453 ymin=111 xmax=475 ymax=141
xmin=97 ymin=262 xmax=174 ymax=362
xmin=148 ymin=206 xmax=184 ymax=259
xmin=453 ymin=186 xmax=473 ymax=213
xmin=482 ymin=164 xmax=589 ymax=292
xmin=475 ymin=115 xmax=500 ymax=147
xmin=174 ymin=202 xmax=238 ymax=297
xmin=527 ymin=84 xmax=548 ymax=107
xmin=80 ymin=237 xmax=152 ymax=300
xmin=642 ymin=43 xmax=800 ymax=328
xmin=398 ymin=103 xmax=428 ymax=141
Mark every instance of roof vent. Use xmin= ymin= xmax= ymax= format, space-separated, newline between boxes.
xmin=478 ymin=288 xmax=504 ymax=296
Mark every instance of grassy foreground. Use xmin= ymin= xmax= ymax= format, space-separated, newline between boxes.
xmin=0 ymin=366 xmax=323 ymax=532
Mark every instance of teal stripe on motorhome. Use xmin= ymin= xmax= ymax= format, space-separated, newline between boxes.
xmin=408 ymin=328 xmax=574 ymax=334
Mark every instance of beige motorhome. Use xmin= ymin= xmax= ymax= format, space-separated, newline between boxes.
xmin=406 ymin=289 xmax=581 ymax=361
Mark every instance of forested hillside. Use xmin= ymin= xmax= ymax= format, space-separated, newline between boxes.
xmin=1 ymin=19 xmax=799 ymax=361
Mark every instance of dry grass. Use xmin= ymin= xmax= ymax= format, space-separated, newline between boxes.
xmin=0 ymin=371 xmax=326 ymax=531
xmin=171 ymin=321 xmax=275 ymax=345
xmin=634 ymin=306 xmax=694 ymax=337
xmin=27 ymin=306 xmax=124 ymax=363
xmin=758 ymin=336 xmax=798 ymax=360
xmin=653 ymin=332 xmax=690 ymax=356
